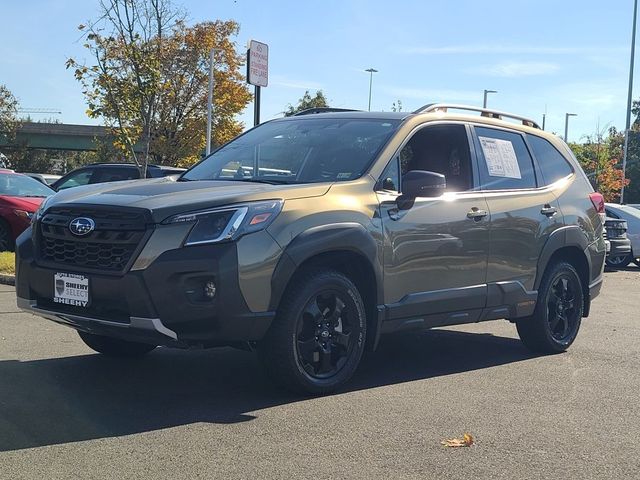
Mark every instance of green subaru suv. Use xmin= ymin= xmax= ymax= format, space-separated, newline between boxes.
xmin=16 ymin=105 xmax=606 ymax=394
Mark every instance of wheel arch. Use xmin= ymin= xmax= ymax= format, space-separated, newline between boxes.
xmin=269 ymin=222 xmax=383 ymax=349
xmin=536 ymin=226 xmax=592 ymax=316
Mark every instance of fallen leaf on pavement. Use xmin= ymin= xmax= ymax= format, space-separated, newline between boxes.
xmin=441 ymin=433 xmax=474 ymax=447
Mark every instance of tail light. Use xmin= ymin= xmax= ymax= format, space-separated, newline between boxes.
xmin=589 ymin=192 xmax=605 ymax=223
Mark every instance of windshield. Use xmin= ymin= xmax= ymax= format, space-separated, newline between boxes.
xmin=0 ymin=173 xmax=54 ymax=197
xmin=182 ymin=117 xmax=401 ymax=184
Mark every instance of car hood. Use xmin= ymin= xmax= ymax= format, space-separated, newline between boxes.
xmin=0 ymin=195 xmax=46 ymax=211
xmin=46 ymin=177 xmax=331 ymax=223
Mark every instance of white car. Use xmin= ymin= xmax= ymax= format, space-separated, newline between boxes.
xmin=604 ymin=203 xmax=640 ymax=267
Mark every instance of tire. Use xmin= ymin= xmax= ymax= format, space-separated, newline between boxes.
xmin=516 ymin=261 xmax=584 ymax=354
xmin=259 ymin=269 xmax=367 ymax=395
xmin=606 ymin=253 xmax=632 ymax=268
xmin=0 ymin=219 xmax=13 ymax=252
xmin=78 ymin=331 xmax=156 ymax=357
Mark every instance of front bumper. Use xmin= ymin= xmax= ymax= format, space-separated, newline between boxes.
xmin=16 ymin=232 xmax=275 ymax=347
xmin=17 ymin=296 xmax=181 ymax=346
xmin=608 ymin=238 xmax=632 ymax=257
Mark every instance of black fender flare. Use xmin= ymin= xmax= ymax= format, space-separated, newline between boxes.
xmin=269 ymin=222 xmax=383 ymax=312
xmin=534 ymin=225 xmax=591 ymax=290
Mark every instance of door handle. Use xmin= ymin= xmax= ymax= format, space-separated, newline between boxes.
xmin=466 ymin=208 xmax=488 ymax=220
xmin=541 ymin=205 xmax=558 ymax=217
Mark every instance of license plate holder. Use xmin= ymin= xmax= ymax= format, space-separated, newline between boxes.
xmin=53 ymin=273 xmax=90 ymax=307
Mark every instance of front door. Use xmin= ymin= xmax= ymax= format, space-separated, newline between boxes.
xmin=377 ymin=123 xmax=490 ymax=326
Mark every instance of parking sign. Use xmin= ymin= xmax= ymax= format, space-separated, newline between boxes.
xmin=247 ymin=40 xmax=268 ymax=87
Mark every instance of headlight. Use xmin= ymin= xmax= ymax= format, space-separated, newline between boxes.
xmin=13 ymin=209 xmax=34 ymax=220
xmin=164 ymin=200 xmax=283 ymax=246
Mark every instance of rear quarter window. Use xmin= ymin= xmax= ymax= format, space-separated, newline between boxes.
xmin=474 ymin=127 xmax=537 ymax=190
xmin=527 ymin=134 xmax=574 ymax=185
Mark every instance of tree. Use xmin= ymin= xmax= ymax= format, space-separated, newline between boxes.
xmin=284 ymin=90 xmax=329 ymax=116
xmin=68 ymin=0 xmax=251 ymax=169
xmin=0 ymin=84 xmax=19 ymax=144
xmin=569 ymin=126 xmax=628 ymax=202
xmin=152 ymin=20 xmax=252 ymax=166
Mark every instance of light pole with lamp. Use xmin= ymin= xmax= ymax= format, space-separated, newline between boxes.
xmin=564 ymin=113 xmax=577 ymax=142
xmin=206 ymin=48 xmax=221 ymax=156
xmin=365 ymin=68 xmax=378 ymax=111
xmin=483 ymin=89 xmax=497 ymax=108
xmin=621 ymin=0 xmax=638 ymax=203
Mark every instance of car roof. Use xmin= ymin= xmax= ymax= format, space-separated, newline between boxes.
xmin=82 ymin=163 xmax=185 ymax=170
xmin=273 ymin=104 xmax=561 ymax=146
xmin=276 ymin=111 xmax=410 ymax=121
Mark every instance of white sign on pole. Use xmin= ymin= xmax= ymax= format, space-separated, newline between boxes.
xmin=248 ymin=40 xmax=268 ymax=87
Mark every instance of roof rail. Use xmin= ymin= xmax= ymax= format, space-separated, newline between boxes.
xmin=413 ymin=103 xmax=540 ymax=129
xmin=293 ymin=107 xmax=361 ymax=116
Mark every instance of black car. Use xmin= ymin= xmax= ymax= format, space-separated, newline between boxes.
xmin=51 ymin=163 xmax=185 ymax=191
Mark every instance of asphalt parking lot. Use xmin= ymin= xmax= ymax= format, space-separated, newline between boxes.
xmin=1 ymin=268 xmax=639 ymax=479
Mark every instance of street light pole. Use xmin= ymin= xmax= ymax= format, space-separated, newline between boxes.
xmin=483 ymin=89 xmax=497 ymax=108
xmin=621 ymin=0 xmax=638 ymax=204
xmin=365 ymin=68 xmax=378 ymax=111
xmin=206 ymin=48 xmax=219 ymax=156
xmin=564 ymin=113 xmax=577 ymax=142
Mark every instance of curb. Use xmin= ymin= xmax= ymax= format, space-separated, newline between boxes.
xmin=0 ymin=274 xmax=15 ymax=286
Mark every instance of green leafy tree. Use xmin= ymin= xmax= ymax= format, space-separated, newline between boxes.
xmin=284 ymin=90 xmax=329 ymax=116
xmin=67 ymin=0 xmax=251 ymax=169
xmin=0 ymin=84 xmax=19 ymax=144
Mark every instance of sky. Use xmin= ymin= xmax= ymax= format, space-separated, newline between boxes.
xmin=0 ymin=0 xmax=637 ymax=143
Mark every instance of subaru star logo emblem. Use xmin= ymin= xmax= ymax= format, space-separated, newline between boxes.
xmin=69 ymin=217 xmax=95 ymax=236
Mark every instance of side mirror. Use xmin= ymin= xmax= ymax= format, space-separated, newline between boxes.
xmin=402 ymin=170 xmax=446 ymax=198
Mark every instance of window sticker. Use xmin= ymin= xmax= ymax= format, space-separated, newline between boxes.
xmin=478 ymin=136 xmax=521 ymax=179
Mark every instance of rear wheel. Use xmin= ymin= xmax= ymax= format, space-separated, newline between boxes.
xmin=260 ymin=269 xmax=367 ymax=395
xmin=78 ymin=331 xmax=156 ymax=357
xmin=516 ymin=261 xmax=583 ymax=353
xmin=606 ymin=253 xmax=632 ymax=268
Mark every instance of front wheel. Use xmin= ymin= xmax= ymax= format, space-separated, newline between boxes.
xmin=78 ymin=331 xmax=156 ymax=357
xmin=516 ymin=261 xmax=584 ymax=353
xmin=606 ymin=253 xmax=632 ymax=268
xmin=260 ymin=269 xmax=367 ymax=395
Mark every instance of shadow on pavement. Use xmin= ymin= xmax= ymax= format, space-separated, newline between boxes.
xmin=0 ymin=328 xmax=538 ymax=452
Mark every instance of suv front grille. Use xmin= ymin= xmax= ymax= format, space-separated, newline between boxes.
xmin=37 ymin=206 xmax=152 ymax=273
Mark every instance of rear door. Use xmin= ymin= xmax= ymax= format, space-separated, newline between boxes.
xmin=472 ymin=125 xmax=563 ymax=293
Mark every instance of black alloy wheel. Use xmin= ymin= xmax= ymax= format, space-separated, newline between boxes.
xmin=260 ymin=269 xmax=366 ymax=395
xmin=516 ymin=261 xmax=583 ymax=353
xmin=546 ymin=275 xmax=580 ymax=343
xmin=296 ymin=290 xmax=355 ymax=379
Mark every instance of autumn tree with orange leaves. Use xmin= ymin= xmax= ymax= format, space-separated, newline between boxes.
xmin=67 ymin=0 xmax=251 ymax=170
xmin=569 ymin=127 xmax=628 ymax=202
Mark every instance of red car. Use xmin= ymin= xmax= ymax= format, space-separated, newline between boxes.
xmin=0 ymin=169 xmax=54 ymax=251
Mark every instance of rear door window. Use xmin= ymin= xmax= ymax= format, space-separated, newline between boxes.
xmin=527 ymin=134 xmax=574 ymax=185
xmin=474 ymin=127 xmax=537 ymax=190
xmin=55 ymin=169 xmax=94 ymax=190
xmin=92 ymin=167 xmax=139 ymax=184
